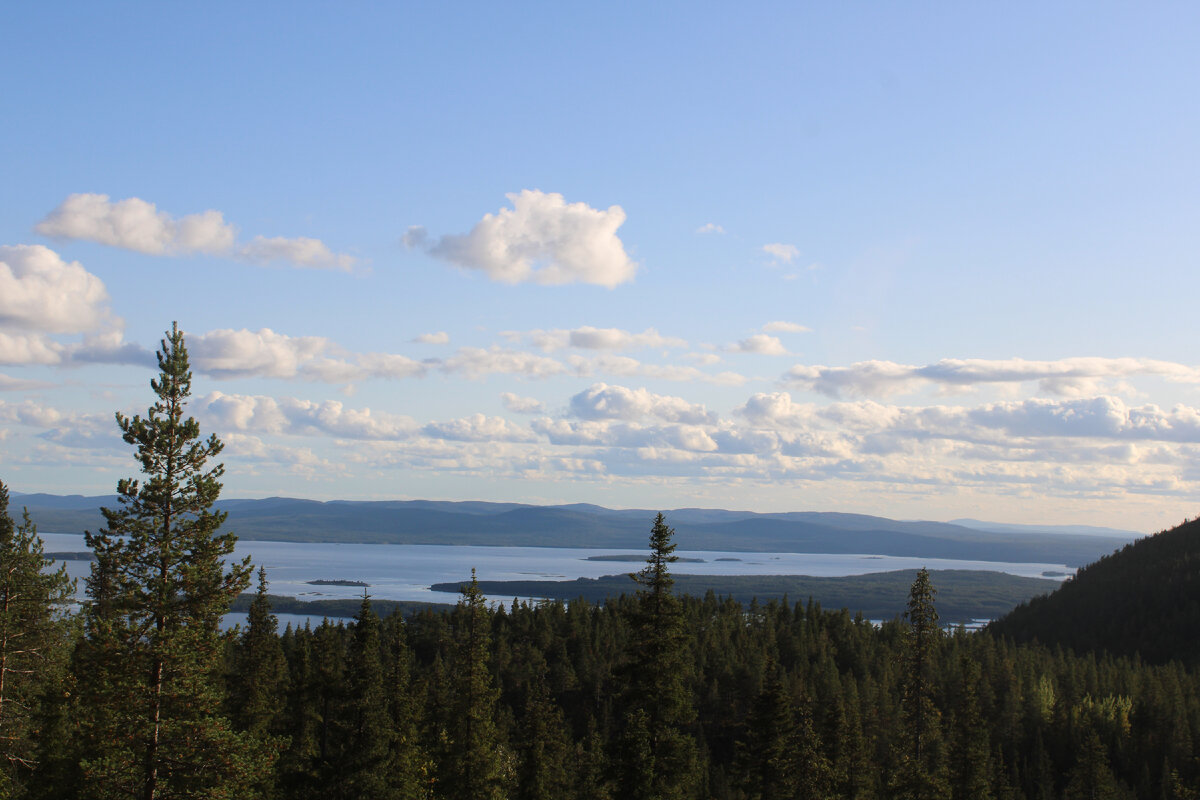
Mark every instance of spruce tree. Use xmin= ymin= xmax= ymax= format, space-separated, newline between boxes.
xmin=620 ymin=513 xmax=699 ymax=800
xmin=341 ymin=595 xmax=393 ymax=799
xmin=77 ymin=322 xmax=273 ymax=800
xmin=383 ymin=613 xmax=431 ymax=800
xmin=442 ymin=570 xmax=510 ymax=800
xmin=233 ymin=567 xmax=289 ymax=740
xmin=891 ymin=568 xmax=950 ymax=800
xmin=0 ymin=480 xmax=75 ymax=797
xmin=231 ymin=567 xmax=289 ymax=799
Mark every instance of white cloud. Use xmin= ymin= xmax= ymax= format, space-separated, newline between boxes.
xmin=414 ymin=331 xmax=450 ymax=345
xmin=0 ymin=245 xmax=113 ymax=334
xmin=238 ymin=236 xmax=356 ymax=271
xmin=762 ymin=321 xmax=811 ymax=334
xmin=190 ymin=328 xmax=428 ymax=382
xmin=191 ymin=328 xmax=333 ymax=379
xmin=36 ymin=193 xmax=235 ymax=255
xmin=507 ymin=326 xmax=687 ymax=352
xmin=36 ymin=193 xmax=354 ymax=270
xmin=568 ymin=383 xmax=716 ymax=424
xmin=421 ymin=414 xmax=536 ymax=443
xmin=427 ymin=190 xmax=638 ymax=287
xmin=685 ymin=352 xmax=723 ymax=366
xmin=0 ymin=332 xmax=66 ymax=366
xmin=762 ymin=243 xmax=800 ymax=263
xmin=199 ymin=392 xmax=419 ymax=440
xmin=66 ymin=330 xmax=154 ymax=366
xmin=783 ymin=357 xmax=1200 ymax=398
xmin=728 ymin=334 xmax=788 ymax=356
xmin=441 ymin=346 xmax=565 ymax=380
xmin=501 ymin=393 xmax=545 ymax=414
xmin=222 ymin=433 xmax=346 ymax=479
xmin=696 ymin=223 xmax=725 ymax=234
xmin=567 ymin=354 xmax=747 ymax=386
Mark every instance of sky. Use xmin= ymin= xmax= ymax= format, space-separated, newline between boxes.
xmin=2 ymin=3 xmax=1199 ymax=531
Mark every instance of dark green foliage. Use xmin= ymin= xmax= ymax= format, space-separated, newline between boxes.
xmin=0 ymin=481 xmax=75 ymax=797
xmin=989 ymin=517 xmax=1200 ymax=664
xmin=340 ymin=596 xmax=394 ymax=798
xmin=21 ymin=501 xmax=1200 ymax=800
xmin=230 ymin=568 xmax=289 ymax=798
xmin=233 ymin=568 xmax=290 ymax=738
xmin=619 ymin=513 xmax=699 ymax=800
xmin=892 ymin=568 xmax=950 ymax=800
xmin=440 ymin=570 xmax=511 ymax=800
xmin=75 ymin=323 xmax=273 ymax=800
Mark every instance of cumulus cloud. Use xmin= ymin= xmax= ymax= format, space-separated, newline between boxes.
xmin=728 ymin=334 xmax=788 ymax=356
xmin=238 ymin=236 xmax=356 ymax=271
xmin=762 ymin=321 xmax=811 ymax=334
xmin=783 ymin=357 xmax=1200 ymax=398
xmin=762 ymin=243 xmax=799 ymax=263
xmin=568 ymin=383 xmax=716 ymax=424
xmin=426 ymin=190 xmax=638 ymax=287
xmin=200 ymin=392 xmax=538 ymax=446
xmin=567 ymin=354 xmax=747 ymax=386
xmin=501 ymin=393 xmax=546 ymax=414
xmin=190 ymin=328 xmax=429 ymax=382
xmin=199 ymin=392 xmax=419 ymax=440
xmin=191 ymin=328 xmax=333 ymax=379
xmin=696 ymin=223 xmax=725 ymax=234
xmin=36 ymin=193 xmax=354 ymax=270
xmin=531 ymin=418 xmax=718 ymax=452
xmin=222 ymin=433 xmax=346 ymax=479
xmin=36 ymin=194 xmax=235 ymax=255
xmin=67 ymin=330 xmax=154 ymax=367
xmin=441 ymin=347 xmax=565 ymax=380
xmin=505 ymin=326 xmax=687 ymax=352
xmin=0 ymin=332 xmax=68 ymax=366
xmin=421 ymin=414 xmax=536 ymax=443
xmin=414 ymin=331 xmax=450 ymax=345
xmin=965 ymin=397 xmax=1200 ymax=443
xmin=0 ymin=245 xmax=113 ymax=334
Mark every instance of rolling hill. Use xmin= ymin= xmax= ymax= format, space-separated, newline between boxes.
xmin=987 ymin=516 xmax=1200 ymax=664
xmin=19 ymin=493 xmax=1139 ymax=566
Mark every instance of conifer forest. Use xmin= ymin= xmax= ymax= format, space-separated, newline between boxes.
xmin=6 ymin=329 xmax=1200 ymax=800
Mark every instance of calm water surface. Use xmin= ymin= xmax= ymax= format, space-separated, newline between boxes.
xmin=40 ymin=533 xmax=1074 ymax=607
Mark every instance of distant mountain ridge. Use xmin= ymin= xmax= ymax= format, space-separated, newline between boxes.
xmin=18 ymin=493 xmax=1139 ymax=567
xmin=951 ymin=518 xmax=1141 ymax=538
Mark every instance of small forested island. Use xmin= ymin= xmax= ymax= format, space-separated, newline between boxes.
xmin=305 ymin=578 xmax=370 ymax=587
xmin=584 ymin=553 xmax=706 ymax=563
xmin=5 ymin=327 xmax=1200 ymax=800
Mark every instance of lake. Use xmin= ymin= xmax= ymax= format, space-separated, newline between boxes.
xmin=40 ymin=532 xmax=1074 ymax=610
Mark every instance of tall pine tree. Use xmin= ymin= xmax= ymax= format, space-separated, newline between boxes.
xmin=77 ymin=323 xmax=273 ymax=800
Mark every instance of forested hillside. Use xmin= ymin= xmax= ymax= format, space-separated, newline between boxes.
xmin=988 ymin=516 xmax=1200 ymax=665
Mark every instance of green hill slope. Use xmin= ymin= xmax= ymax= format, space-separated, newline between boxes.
xmin=987 ymin=516 xmax=1200 ymax=664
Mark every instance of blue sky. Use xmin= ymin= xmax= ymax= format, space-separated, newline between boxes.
xmin=2 ymin=3 xmax=1199 ymax=530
